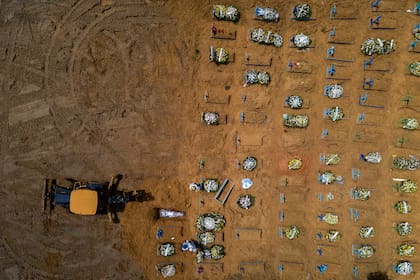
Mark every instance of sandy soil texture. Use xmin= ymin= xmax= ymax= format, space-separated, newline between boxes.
xmin=1 ymin=0 xmax=420 ymax=279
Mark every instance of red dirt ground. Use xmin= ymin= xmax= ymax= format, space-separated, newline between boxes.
xmin=1 ymin=0 xmax=420 ymax=279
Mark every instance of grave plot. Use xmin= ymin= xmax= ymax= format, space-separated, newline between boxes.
xmin=329 ymin=3 xmax=358 ymax=20
xmin=235 ymin=228 xmax=262 ymax=241
xmin=201 ymin=111 xmax=228 ymax=125
xmin=357 ymin=147 xmax=387 ymax=165
xmin=391 ymin=177 xmax=419 ymax=193
xmin=278 ymin=225 xmax=306 ymax=240
xmin=210 ymin=26 xmax=237 ymax=40
xmin=288 ymin=33 xmax=317 ymax=49
xmin=408 ymin=22 xmax=420 ymax=53
xmin=407 ymin=61 xmax=420 ymax=78
xmin=400 ymin=96 xmax=420 ymax=112
xmin=279 ymin=153 xmax=309 ymax=174
xmin=279 ymin=190 xmax=309 ymax=206
xmin=281 ymin=132 xmax=310 ymax=149
xmin=315 ymin=229 xmax=344 ymax=244
xmin=239 ymin=261 xmax=265 ymax=275
xmin=406 ymin=63 xmax=420 ymax=81
xmin=155 ymin=262 xmax=183 ymax=278
xmin=239 ymin=111 xmax=267 ymax=124
xmin=391 ymin=154 xmax=420 ymax=172
xmin=319 ymin=152 xmax=345 ymax=166
xmin=352 ymin=130 xmax=384 ymax=144
xmin=277 ymin=260 xmax=306 ymax=279
xmin=279 ymin=210 xmax=306 ymax=224
xmin=349 ymin=207 xmax=379 ymax=223
xmin=316 ymin=210 xmax=343 ymax=227
xmin=394 ymin=135 xmax=420 ymax=150
xmin=358 ymin=92 xmax=386 ymax=109
xmin=351 ymin=167 xmax=379 ymax=182
xmin=409 ymin=40 xmax=420 ymax=53
xmin=290 ymin=3 xmax=316 ymax=21
xmin=323 ymin=106 xmax=350 ymax=123
xmin=391 ymin=221 xmax=416 ymax=238
xmin=328 ymin=26 xmax=355 ymax=44
xmin=315 ymin=262 xmax=341 ymax=278
xmin=234 ymin=131 xmax=265 ymax=153
xmin=198 ymin=156 xmax=227 ymax=174
xmin=325 ymin=45 xmax=354 ymax=62
xmin=253 ymin=6 xmax=280 ymax=22
xmin=391 ymin=261 xmax=417 ymax=277
xmin=356 ymin=112 xmax=385 ymax=126
xmin=278 ymin=240 xmax=307 ymax=259
xmin=371 ymin=0 xmax=400 ymax=12
xmin=363 ymin=57 xmax=393 ymax=72
xmin=323 ymin=82 xmax=352 ymax=103
xmin=326 ymin=64 xmax=353 ymax=80
xmin=244 ymin=53 xmax=272 ymax=67
xmin=350 ymin=186 xmax=375 ymax=201
xmin=200 ymin=262 xmax=224 ymax=273
xmin=197 ymin=230 xmax=224 ymax=246
xmin=248 ymin=27 xmax=284 ymax=48
xmin=202 ymin=75 xmax=235 ymax=88
xmin=316 ymin=192 xmax=344 ymax=205
xmin=156 ymin=242 xmax=179 ymax=259
xmin=353 ymin=223 xmax=378 ymax=239
xmin=362 ymin=75 xmax=390 ymax=92
xmin=155 ymin=224 xmax=184 ymax=242
xmin=279 ymin=176 xmax=306 ymax=188
xmin=286 ymin=60 xmax=312 ymax=74
xmin=390 ymin=242 xmax=419 ymax=263
xmin=398 ymin=117 xmax=420 ymax=132
xmin=209 ymin=46 xmax=235 ymax=64
xmin=315 ymin=244 xmax=345 ymax=259
xmin=202 ymin=90 xmax=231 ymax=105
xmin=352 ymin=263 xmax=380 ymax=279
xmin=318 ymin=170 xmax=344 ymax=185
xmin=239 ymin=91 xmax=271 ymax=110
xmin=369 ymin=15 xmax=397 ymax=30
xmin=286 ymin=77 xmax=316 ymax=92
xmin=320 ymin=128 xmax=348 ymax=142
xmin=283 ymin=95 xmax=310 ymax=109
xmin=191 ymin=130 xmax=227 ymax=156
xmin=352 ymin=243 xmax=379 ymax=260
xmin=235 ymin=155 xmax=262 ymax=173
xmin=282 ymin=113 xmax=309 ymax=129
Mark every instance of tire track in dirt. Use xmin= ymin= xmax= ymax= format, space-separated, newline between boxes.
xmin=1 ymin=0 xmax=198 ymax=278
xmin=0 ymin=1 xmax=154 ymax=279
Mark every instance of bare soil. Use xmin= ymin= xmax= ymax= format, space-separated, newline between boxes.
xmin=1 ymin=0 xmax=419 ymax=279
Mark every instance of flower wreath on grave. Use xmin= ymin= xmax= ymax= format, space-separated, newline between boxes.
xmin=359 ymin=226 xmax=375 ymax=239
xmin=237 ymin=194 xmax=255 ymax=209
xmin=159 ymin=243 xmax=175 ymax=257
xmin=361 ymin=38 xmax=395 ymax=55
xmin=396 ymin=222 xmax=412 ymax=236
xmin=196 ymin=213 xmax=226 ymax=232
xmin=292 ymin=4 xmax=312 ymax=20
xmin=212 ymin=5 xmax=239 ymax=22
xmin=394 ymin=201 xmax=412 ymax=214
xmin=325 ymin=230 xmax=341 ymax=242
xmin=397 ymin=180 xmax=417 ymax=193
xmin=285 ymin=225 xmax=300 ymax=240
